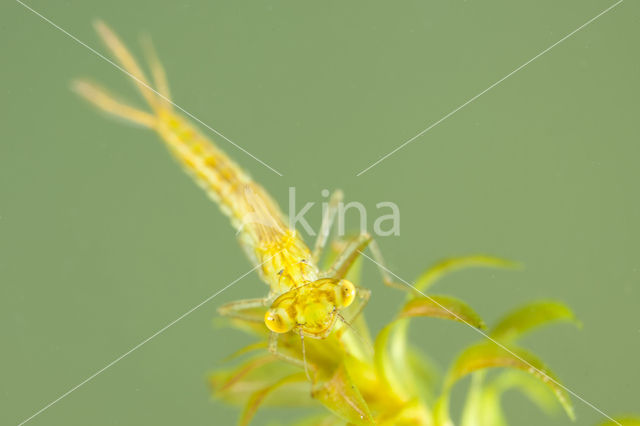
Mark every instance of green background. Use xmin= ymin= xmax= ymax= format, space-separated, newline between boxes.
xmin=1 ymin=0 xmax=638 ymax=424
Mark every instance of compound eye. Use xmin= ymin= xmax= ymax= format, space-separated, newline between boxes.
xmin=264 ymin=308 xmax=294 ymax=333
xmin=337 ymin=279 xmax=356 ymax=308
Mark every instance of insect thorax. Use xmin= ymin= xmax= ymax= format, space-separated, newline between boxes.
xmin=257 ymin=232 xmax=319 ymax=295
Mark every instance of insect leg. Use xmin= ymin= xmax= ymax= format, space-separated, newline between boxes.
xmin=324 ymin=232 xmax=407 ymax=292
xmin=220 ymin=301 xmax=313 ymax=379
xmin=366 ymin=237 xmax=409 ymax=292
xmin=217 ymin=297 xmax=269 ymax=323
xmin=312 ymin=190 xmax=343 ymax=265
xmin=323 ymin=232 xmax=372 ymax=280
xmin=268 ymin=332 xmax=309 ymax=371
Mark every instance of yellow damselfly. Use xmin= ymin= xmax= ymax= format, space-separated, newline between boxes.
xmin=74 ymin=21 xmax=397 ymax=369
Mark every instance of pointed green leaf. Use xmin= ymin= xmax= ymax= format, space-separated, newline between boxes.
xmin=221 ymin=341 xmax=268 ymax=362
xmin=444 ymin=342 xmax=574 ymax=420
xmin=461 ymin=369 xmax=564 ymax=426
xmin=311 ymin=363 xmax=374 ymax=425
xmin=374 ymin=295 xmax=483 ymax=402
xmin=374 ymin=323 xmax=408 ymax=400
xmin=490 ymin=300 xmax=579 ymax=343
xmin=381 ymin=398 xmax=432 ymax=425
xmin=399 ymin=295 xmax=486 ymax=329
xmin=387 ymin=319 xmax=441 ymax=404
xmin=474 ymin=388 xmax=508 ymax=426
xmin=461 ymin=371 xmax=509 ymax=426
xmin=293 ymin=413 xmax=344 ymax=426
xmin=414 ymin=255 xmax=520 ymax=293
xmin=433 ymin=394 xmax=454 ymax=426
xmin=212 ymin=355 xmax=277 ymax=397
xmin=489 ymin=370 xmax=562 ymax=416
xmin=239 ymin=372 xmax=308 ymax=425
xmin=599 ymin=418 xmax=640 ymax=426
xmin=405 ymin=347 xmax=440 ymax=404
xmin=210 ymin=355 xmax=310 ymax=407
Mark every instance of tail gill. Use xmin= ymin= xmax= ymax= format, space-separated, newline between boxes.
xmin=72 ymin=20 xmax=171 ymax=128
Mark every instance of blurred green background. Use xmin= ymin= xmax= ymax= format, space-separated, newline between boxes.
xmin=1 ymin=0 xmax=638 ymax=425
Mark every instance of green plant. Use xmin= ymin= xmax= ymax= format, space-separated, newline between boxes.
xmin=210 ymin=250 xmax=608 ymax=425
xmin=69 ymin=21 xmax=636 ymax=426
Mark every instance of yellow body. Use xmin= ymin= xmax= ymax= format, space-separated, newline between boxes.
xmin=75 ymin=21 xmax=354 ymax=338
xmin=155 ymin=109 xmax=318 ymax=296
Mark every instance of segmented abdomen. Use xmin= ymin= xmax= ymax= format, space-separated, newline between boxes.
xmin=155 ymin=112 xmax=317 ymax=294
